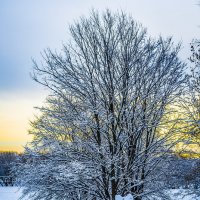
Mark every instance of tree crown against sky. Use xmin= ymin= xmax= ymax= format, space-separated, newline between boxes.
xmin=1 ymin=0 xmax=200 ymax=154
xmin=17 ymin=10 xmax=186 ymax=200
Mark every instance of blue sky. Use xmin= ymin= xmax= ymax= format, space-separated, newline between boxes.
xmin=0 ymin=0 xmax=199 ymax=94
xmin=0 ymin=0 xmax=200 ymax=151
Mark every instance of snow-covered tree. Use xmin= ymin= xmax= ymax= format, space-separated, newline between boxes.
xmin=175 ymin=40 xmax=200 ymax=157
xmin=17 ymin=10 xmax=186 ymax=200
xmin=186 ymin=40 xmax=200 ymax=139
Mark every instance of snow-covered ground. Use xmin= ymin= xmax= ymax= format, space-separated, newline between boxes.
xmin=0 ymin=187 xmax=24 ymax=200
xmin=167 ymin=189 xmax=199 ymax=200
xmin=0 ymin=187 xmax=199 ymax=200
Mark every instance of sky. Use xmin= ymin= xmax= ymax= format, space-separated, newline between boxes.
xmin=0 ymin=0 xmax=200 ymax=152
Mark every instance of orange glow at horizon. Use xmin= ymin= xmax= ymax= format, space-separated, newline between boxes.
xmin=0 ymin=93 xmax=45 ymax=153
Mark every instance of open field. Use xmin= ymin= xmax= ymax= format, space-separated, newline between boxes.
xmin=0 ymin=187 xmax=23 ymax=200
xmin=0 ymin=187 xmax=199 ymax=200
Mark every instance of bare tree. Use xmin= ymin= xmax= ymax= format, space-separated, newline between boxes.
xmin=17 ymin=10 xmax=186 ymax=200
xmin=177 ymin=40 xmax=200 ymax=154
xmin=188 ymin=40 xmax=200 ymax=147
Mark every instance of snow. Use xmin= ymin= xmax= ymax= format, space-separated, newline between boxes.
xmin=149 ymin=189 xmax=199 ymax=200
xmin=116 ymin=190 xmax=199 ymax=200
xmin=167 ymin=189 xmax=199 ymax=200
xmin=0 ymin=187 xmax=24 ymax=200
xmin=115 ymin=194 xmax=133 ymax=200
xmin=0 ymin=187 xmax=199 ymax=200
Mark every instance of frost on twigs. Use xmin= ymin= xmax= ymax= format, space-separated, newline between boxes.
xmin=16 ymin=9 xmax=186 ymax=200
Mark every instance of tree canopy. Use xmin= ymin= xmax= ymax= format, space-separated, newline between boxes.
xmin=17 ymin=10 xmax=187 ymax=200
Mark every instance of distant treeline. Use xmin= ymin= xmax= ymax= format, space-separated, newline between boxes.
xmin=0 ymin=151 xmax=19 ymax=186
